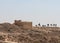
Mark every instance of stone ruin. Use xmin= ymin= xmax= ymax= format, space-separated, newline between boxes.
xmin=14 ymin=20 xmax=32 ymax=29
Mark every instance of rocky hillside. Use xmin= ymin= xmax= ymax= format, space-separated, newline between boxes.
xmin=0 ymin=23 xmax=60 ymax=43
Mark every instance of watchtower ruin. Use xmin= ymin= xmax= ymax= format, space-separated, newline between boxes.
xmin=14 ymin=20 xmax=32 ymax=29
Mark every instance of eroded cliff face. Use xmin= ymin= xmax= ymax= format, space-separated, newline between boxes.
xmin=0 ymin=23 xmax=60 ymax=43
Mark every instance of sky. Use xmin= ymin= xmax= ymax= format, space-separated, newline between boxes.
xmin=0 ymin=0 xmax=60 ymax=26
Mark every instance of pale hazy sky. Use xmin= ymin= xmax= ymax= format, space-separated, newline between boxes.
xmin=0 ymin=0 xmax=60 ymax=26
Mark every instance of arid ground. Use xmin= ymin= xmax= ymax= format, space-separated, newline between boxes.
xmin=0 ymin=23 xmax=60 ymax=43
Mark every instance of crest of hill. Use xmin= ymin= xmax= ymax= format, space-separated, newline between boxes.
xmin=0 ymin=23 xmax=21 ymax=33
xmin=0 ymin=22 xmax=59 ymax=33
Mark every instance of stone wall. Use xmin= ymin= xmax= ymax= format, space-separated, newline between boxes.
xmin=22 ymin=22 xmax=32 ymax=29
